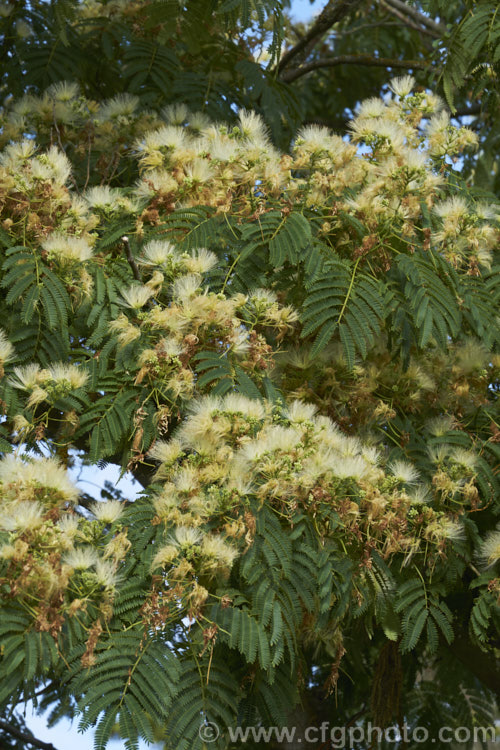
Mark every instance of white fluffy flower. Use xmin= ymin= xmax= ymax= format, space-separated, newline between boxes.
xmin=149 ymin=439 xmax=184 ymax=465
xmin=0 ymin=500 xmax=44 ymax=532
xmin=42 ymin=233 xmax=93 ymax=263
xmin=172 ymin=274 xmax=202 ymax=302
xmin=477 ymin=528 xmax=500 ymax=568
xmin=64 ymin=546 xmax=99 ymax=570
xmin=172 ymin=526 xmax=203 ymax=547
xmin=91 ymin=499 xmax=125 ymax=524
xmin=93 ymin=558 xmax=119 ymax=589
xmin=222 ymin=393 xmax=266 ymax=419
xmin=45 ymin=363 xmax=89 ymax=389
xmin=389 ymin=460 xmax=420 ymax=484
xmin=285 ymin=400 xmax=317 ymax=423
xmin=201 ymin=535 xmax=238 ymax=569
xmin=183 ymin=249 xmax=218 ymax=274
xmin=0 ymin=329 xmax=14 ymax=364
xmin=0 ymin=455 xmax=79 ymax=504
xmin=118 ymin=284 xmax=154 ymax=309
xmin=141 ymin=240 xmax=179 ymax=267
xmin=389 ymin=75 xmax=415 ymax=97
xmin=98 ymin=94 xmax=139 ymax=121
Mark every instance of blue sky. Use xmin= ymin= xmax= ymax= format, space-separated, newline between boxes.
xmin=290 ymin=0 xmax=323 ymax=21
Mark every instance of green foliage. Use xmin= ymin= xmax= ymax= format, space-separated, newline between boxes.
xmin=442 ymin=1 xmax=500 ymax=109
xmin=395 ymin=578 xmax=454 ymax=653
xmin=70 ymin=628 xmax=180 ymax=750
xmin=301 ymin=255 xmax=384 ymax=364
xmin=0 ymin=3 xmax=499 ymax=749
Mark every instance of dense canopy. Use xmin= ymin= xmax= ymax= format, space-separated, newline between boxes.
xmin=0 ymin=1 xmax=499 ymax=749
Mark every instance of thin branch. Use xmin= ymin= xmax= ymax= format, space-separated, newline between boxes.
xmin=345 ymin=705 xmax=367 ymax=727
xmin=0 ymin=718 xmax=59 ymax=750
xmin=277 ymin=0 xmax=365 ymax=74
xmin=33 ymin=682 xmax=57 ymax=699
xmin=380 ymin=0 xmax=439 ymax=38
xmin=332 ymin=18 xmax=410 ymax=35
xmin=122 ymin=236 xmax=141 ymax=281
xmin=453 ymin=103 xmax=482 ymax=117
xmin=282 ymin=54 xmax=429 ymax=83
xmin=383 ymin=0 xmax=447 ymax=36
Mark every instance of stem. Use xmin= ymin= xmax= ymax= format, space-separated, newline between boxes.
xmin=337 ymin=257 xmax=360 ymax=325
xmin=122 ymin=236 xmax=141 ymax=281
xmin=0 ymin=718 xmax=59 ymax=750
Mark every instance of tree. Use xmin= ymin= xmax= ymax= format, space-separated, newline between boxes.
xmin=0 ymin=1 xmax=499 ymax=749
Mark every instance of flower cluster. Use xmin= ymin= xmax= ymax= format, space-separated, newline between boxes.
xmin=1 ymin=76 xmax=496 ymax=277
xmin=0 ymin=455 xmax=128 ymax=631
xmin=147 ymin=393 xmax=479 ymax=610
xmin=109 ymin=240 xmax=297 ymax=416
xmin=9 ymin=362 xmax=89 ymax=409
xmin=276 ymin=339 xmax=499 ymax=435
xmin=0 ymin=139 xmax=97 ymax=244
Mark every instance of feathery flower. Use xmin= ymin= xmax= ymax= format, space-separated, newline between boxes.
xmin=64 ymin=546 xmax=99 ymax=570
xmin=162 ymin=102 xmax=190 ymax=125
xmin=477 ymin=528 xmax=500 ymax=567
xmin=222 ymin=393 xmax=266 ymax=419
xmin=434 ymin=196 xmax=468 ymax=221
xmin=93 ymin=558 xmax=119 ymax=589
xmin=57 ymin=514 xmax=80 ymax=540
xmin=172 ymin=274 xmax=202 ymax=302
xmin=0 ymin=329 xmax=14 ymax=364
xmin=141 ymin=240 xmax=179 ymax=267
xmin=171 ymin=526 xmax=203 ymax=547
xmin=0 ymin=500 xmax=44 ymax=532
xmin=91 ymin=499 xmax=125 ymax=524
xmin=389 ymin=75 xmax=415 ymax=97
xmin=408 ymin=486 xmax=431 ymax=505
xmin=84 ymin=186 xmax=138 ymax=213
xmin=183 ymin=249 xmax=218 ymax=274
xmin=118 ymin=284 xmax=154 ymax=309
xmin=389 ymin=460 xmax=420 ymax=484
xmin=45 ymin=363 xmax=89 ymax=389
xmin=42 ymin=234 xmax=93 ymax=263
xmin=238 ymin=110 xmax=269 ymax=141
xmin=46 ymin=81 xmax=80 ymax=102
xmin=0 ymin=455 xmax=79 ymax=504
xmin=98 ymin=93 xmax=139 ymax=121
xmin=200 ymin=534 xmax=239 ymax=569
xmin=285 ymin=400 xmax=317 ymax=423
xmin=149 ymin=439 xmax=184 ymax=465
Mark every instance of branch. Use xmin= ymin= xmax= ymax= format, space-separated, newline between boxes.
xmin=122 ymin=235 xmax=141 ymax=281
xmin=0 ymin=719 xmax=59 ymax=750
xmin=277 ymin=0 xmax=365 ymax=74
xmin=383 ymin=0 xmax=447 ymax=36
xmin=332 ymin=18 xmax=411 ymax=36
xmin=453 ymin=103 xmax=482 ymax=117
xmin=380 ymin=0 xmax=439 ymax=39
xmin=282 ymin=54 xmax=429 ymax=83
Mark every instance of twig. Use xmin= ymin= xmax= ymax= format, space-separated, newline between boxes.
xmin=122 ymin=236 xmax=141 ymax=281
xmin=277 ymin=0 xmax=365 ymax=74
xmin=282 ymin=54 xmax=429 ymax=83
xmin=0 ymin=718 xmax=59 ymax=750
xmin=331 ymin=18 xmax=408 ymax=36
xmin=383 ymin=0 xmax=447 ymax=36
xmin=380 ymin=0 xmax=439 ymax=38
xmin=453 ymin=103 xmax=482 ymax=117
